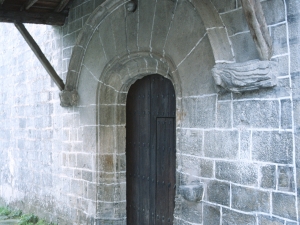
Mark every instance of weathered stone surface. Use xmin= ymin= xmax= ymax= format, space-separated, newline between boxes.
xmin=59 ymin=90 xmax=79 ymax=107
xmin=252 ymin=131 xmax=293 ymax=164
xmin=181 ymin=155 xmax=214 ymax=178
xmin=204 ymin=130 xmax=239 ymax=159
xmin=258 ymin=215 xmax=285 ymax=225
xmin=221 ymin=8 xmax=248 ymax=36
xmin=179 ymin=184 xmax=203 ymax=202
xmin=216 ymin=101 xmax=232 ymax=128
xmin=203 ymin=204 xmax=220 ymax=224
xmin=222 ymin=208 xmax=256 ymax=225
xmin=179 ymin=129 xmax=203 ymax=156
xmin=182 ymin=96 xmax=216 ymax=128
xmin=215 ymin=161 xmax=258 ymax=186
xmin=278 ymin=166 xmax=295 ymax=192
xmin=231 ymin=185 xmax=270 ymax=212
xmin=207 ymin=180 xmax=230 ymax=206
xmin=233 ymin=100 xmax=279 ymax=128
xmin=271 ymin=24 xmax=288 ymax=56
xmin=230 ymin=32 xmax=260 ymax=62
xmin=272 ymin=192 xmax=297 ymax=220
xmin=181 ymin=201 xmax=202 ymax=224
xmin=240 ymin=130 xmax=251 ymax=159
xmin=281 ymin=99 xmax=293 ymax=129
xmin=212 ymin=60 xmax=278 ymax=93
xmin=260 ymin=165 xmax=276 ymax=189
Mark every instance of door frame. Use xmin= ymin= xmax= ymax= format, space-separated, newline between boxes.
xmin=95 ymin=52 xmax=182 ymax=223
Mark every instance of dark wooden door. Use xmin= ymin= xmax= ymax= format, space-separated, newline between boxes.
xmin=126 ymin=74 xmax=176 ymax=225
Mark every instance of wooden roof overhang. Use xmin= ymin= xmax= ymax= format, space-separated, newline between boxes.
xmin=0 ymin=0 xmax=73 ymax=25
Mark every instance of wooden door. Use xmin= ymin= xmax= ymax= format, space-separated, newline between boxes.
xmin=126 ymin=74 xmax=176 ymax=225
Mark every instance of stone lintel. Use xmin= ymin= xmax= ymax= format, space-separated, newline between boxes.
xmin=212 ymin=60 xmax=278 ymax=93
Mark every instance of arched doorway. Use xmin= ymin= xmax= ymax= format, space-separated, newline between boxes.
xmin=126 ymin=74 xmax=176 ymax=224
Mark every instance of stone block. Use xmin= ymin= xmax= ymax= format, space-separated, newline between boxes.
xmin=179 ymin=129 xmax=203 ymax=156
xmin=216 ymin=101 xmax=232 ymax=128
xmin=71 ymin=179 xmax=83 ymax=196
xmin=177 ymin=35 xmax=216 ymax=97
xmin=240 ymin=130 xmax=251 ymax=160
xmin=293 ymin=99 xmax=300 ymax=133
xmin=125 ymin=3 xmax=138 ymax=53
xmin=233 ymin=100 xmax=279 ymax=128
xmin=272 ymin=192 xmax=297 ymax=220
xmin=278 ymin=166 xmax=295 ymax=192
xmin=207 ymin=180 xmax=230 ymax=206
xmin=150 ymin=0 xmax=177 ymax=54
xmin=231 ymin=185 xmax=270 ymax=213
xmin=271 ymin=24 xmax=288 ymax=56
xmin=222 ymin=208 xmax=256 ymax=225
xmin=98 ymin=18 xmax=117 ymax=61
xmin=260 ymin=165 xmax=276 ymax=189
xmin=98 ymin=183 xmax=115 ymax=202
xmin=230 ymin=32 xmax=260 ymax=63
xmin=99 ymin=126 xmax=115 ymax=154
xmin=179 ymin=154 xmax=214 ymax=178
xmin=258 ymin=215 xmax=285 ymax=225
xmin=82 ymin=170 xmax=93 ymax=182
xmin=77 ymin=153 xmax=93 ymax=170
xmin=210 ymin=0 xmax=236 ymax=13
xmin=203 ymin=204 xmax=220 ymax=225
xmin=262 ymin=0 xmax=285 ymax=25
xmin=182 ymin=96 xmax=216 ymax=128
xmin=221 ymin=8 xmax=248 ymax=36
xmin=82 ymin=126 xmax=97 ymax=153
xmin=136 ymin=0 xmax=156 ymax=51
xmin=164 ymin=0 xmax=207 ymax=66
xmin=99 ymin=105 xmax=116 ymax=125
xmin=215 ymin=161 xmax=258 ymax=186
xmin=204 ymin=130 xmax=239 ymax=159
xmin=110 ymin=6 xmax=127 ymax=57
xmin=252 ymin=131 xmax=293 ymax=164
xmin=99 ymin=154 xmax=115 ymax=173
xmin=281 ymin=99 xmax=293 ymax=129
xmin=181 ymin=201 xmax=202 ymax=224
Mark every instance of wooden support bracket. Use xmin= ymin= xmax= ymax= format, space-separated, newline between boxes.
xmin=55 ymin=0 xmax=71 ymax=12
xmin=0 ymin=9 xmax=66 ymax=25
xmin=14 ymin=22 xmax=65 ymax=91
xmin=241 ymin=0 xmax=273 ymax=60
xmin=24 ymin=0 xmax=39 ymax=10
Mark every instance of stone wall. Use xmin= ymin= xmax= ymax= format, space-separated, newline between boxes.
xmin=0 ymin=0 xmax=299 ymax=224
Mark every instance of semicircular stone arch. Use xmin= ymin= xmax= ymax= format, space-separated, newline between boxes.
xmin=66 ymin=0 xmax=233 ymax=223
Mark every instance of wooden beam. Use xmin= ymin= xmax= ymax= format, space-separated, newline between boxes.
xmin=24 ymin=0 xmax=39 ymax=10
xmin=241 ymin=0 xmax=273 ymax=60
xmin=55 ymin=0 xmax=70 ymax=12
xmin=14 ymin=23 xmax=65 ymax=91
xmin=0 ymin=9 xmax=67 ymax=25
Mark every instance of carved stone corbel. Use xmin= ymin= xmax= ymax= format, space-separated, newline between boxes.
xmin=241 ymin=0 xmax=273 ymax=60
xmin=59 ymin=89 xmax=79 ymax=107
xmin=212 ymin=60 xmax=278 ymax=93
xmin=179 ymin=184 xmax=204 ymax=202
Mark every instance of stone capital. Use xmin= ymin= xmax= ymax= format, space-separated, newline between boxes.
xmin=59 ymin=89 xmax=79 ymax=107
